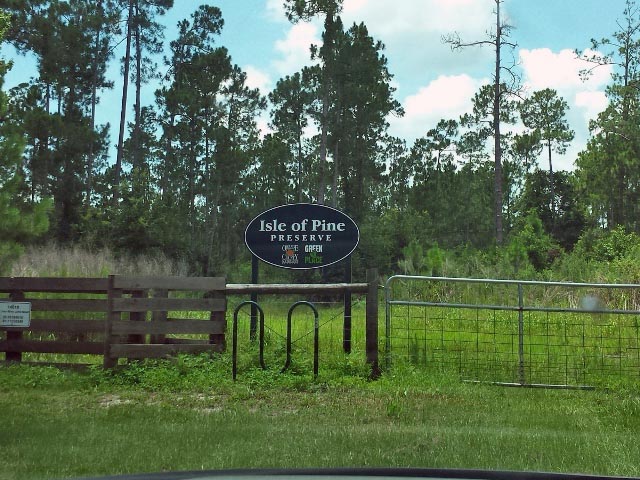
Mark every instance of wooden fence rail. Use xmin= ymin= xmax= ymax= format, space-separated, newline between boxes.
xmin=103 ymin=275 xmax=227 ymax=367
xmin=1 ymin=272 xmax=379 ymax=373
xmin=0 ymin=277 xmax=109 ymax=364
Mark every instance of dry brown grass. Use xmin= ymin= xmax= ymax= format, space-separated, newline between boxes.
xmin=9 ymin=244 xmax=190 ymax=277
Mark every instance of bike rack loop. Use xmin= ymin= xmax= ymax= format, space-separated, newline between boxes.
xmin=281 ymin=301 xmax=320 ymax=378
xmin=232 ymin=301 xmax=266 ymax=381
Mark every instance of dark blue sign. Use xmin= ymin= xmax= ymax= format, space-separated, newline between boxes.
xmin=245 ymin=203 xmax=359 ymax=270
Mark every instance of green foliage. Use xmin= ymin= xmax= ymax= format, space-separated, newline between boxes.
xmin=4 ymin=361 xmax=640 ymax=478
xmin=0 ymin=19 xmax=51 ymax=273
xmin=0 ymin=363 xmax=89 ymax=389
xmin=574 ymin=4 xmax=640 ymax=232
xmin=609 ymin=244 xmax=640 ymax=283
xmin=574 ymin=225 xmax=640 ymax=262
xmin=3 ymin=0 xmax=640 ymax=283
xmin=396 ymin=241 xmax=446 ymax=277
xmin=85 ymin=352 xmax=373 ymax=393
xmin=516 ymin=170 xmax=588 ymax=250
xmin=9 ymin=244 xmax=189 ymax=277
xmin=508 ymin=209 xmax=559 ymax=271
xmin=330 ymin=21 xmax=403 ymax=220
xmin=397 ymin=240 xmax=423 ymax=274
xmin=520 ymin=88 xmax=574 ymax=160
xmin=357 ymin=207 xmax=428 ymax=273
xmin=267 ymin=71 xmax=315 ymax=203
xmin=425 ymin=244 xmax=446 ymax=276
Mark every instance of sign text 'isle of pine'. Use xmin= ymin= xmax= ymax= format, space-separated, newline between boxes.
xmin=245 ymin=204 xmax=359 ymax=270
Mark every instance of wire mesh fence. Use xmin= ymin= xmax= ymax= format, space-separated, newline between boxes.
xmin=227 ymin=294 xmax=367 ymax=376
xmin=385 ymin=275 xmax=640 ymax=388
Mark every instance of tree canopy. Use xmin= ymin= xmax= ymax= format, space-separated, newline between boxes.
xmin=1 ymin=1 xmax=640 ymax=279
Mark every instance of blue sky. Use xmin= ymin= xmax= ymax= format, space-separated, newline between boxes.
xmin=2 ymin=0 xmax=630 ymax=171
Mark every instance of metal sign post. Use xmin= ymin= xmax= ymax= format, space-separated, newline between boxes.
xmin=343 ymin=256 xmax=352 ymax=354
xmin=250 ymin=254 xmax=259 ymax=340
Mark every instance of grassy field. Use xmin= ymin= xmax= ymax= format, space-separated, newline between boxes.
xmin=386 ymin=278 xmax=640 ymax=388
xmin=2 ymin=359 xmax=640 ymax=480
xmin=3 ymin=249 xmax=640 ymax=479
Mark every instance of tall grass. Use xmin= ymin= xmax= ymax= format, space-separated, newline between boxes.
xmin=9 ymin=244 xmax=189 ymax=277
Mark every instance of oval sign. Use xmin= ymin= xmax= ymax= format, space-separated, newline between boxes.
xmin=245 ymin=203 xmax=359 ymax=270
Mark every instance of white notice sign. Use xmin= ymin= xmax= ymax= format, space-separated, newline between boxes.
xmin=0 ymin=302 xmax=31 ymax=327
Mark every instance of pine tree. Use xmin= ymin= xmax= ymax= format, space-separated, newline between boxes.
xmin=519 ymin=88 xmax=574 ymax=220
xmin=269 ymin=70 xmax=315 ymax=203
xmin=575 ymin=0 xmax=640 ymax=231
xmin=0 ymin=12 xmax=50 ymax=272
xmin=284 ymin=0 xmax=344 ymax=205
xmin=444 ymin=0 xmax=520 ymax=245
xmin=331 ymin=21 xmax=402 ymax=220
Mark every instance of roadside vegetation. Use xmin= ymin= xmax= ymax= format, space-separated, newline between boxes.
xmin=9 ymin=222 xmax=640 ymax=284
xmin=2 ymin=1 xmax=640 ymax=285
xmin=2 ymin=243 xmax=640 ymax=479
xmin=3 ymin=357 xmax=640 ymax=480
xmin=3 ymin=2 xmax=640 ymax=476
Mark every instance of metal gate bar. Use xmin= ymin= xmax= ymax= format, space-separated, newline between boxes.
xmin=385 ymin=275 xmax=640 ymax=388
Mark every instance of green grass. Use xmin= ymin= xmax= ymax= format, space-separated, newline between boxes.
xmin=388 ymin=303 xmax=640 ymax=388
xmin=6 ymin=292 xmax=640 ymax=390
xmin=0 ymin=295 xmax=367 ymax=368
xmin=2 ymin=360 xmax=640 ymax=479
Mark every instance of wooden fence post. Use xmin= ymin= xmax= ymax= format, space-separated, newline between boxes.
xmin=6 ymin=290 xmax=25 ymax=363
xmin=151 ymin=289 xmax=168 ymax=345
xmin=128 ymin=289 xmax=147 ymax=345
xmin=365 ymin=268 xmax=380 ymax=378
xmin=209 ymin=289 xmax=226 ymax=351
xmin=103 ymin=275 xmax=119 ymax=368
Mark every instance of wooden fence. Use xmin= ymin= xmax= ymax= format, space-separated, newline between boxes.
xmin=0 ymin=275 xmax=226 ymax=368
xmin=0 ymin=277 xmax=109 ymax=365
xmin=0 ymin=272 xmax=379 ymax=371
xmin=104 ymin=276 xmax=226 ymax=368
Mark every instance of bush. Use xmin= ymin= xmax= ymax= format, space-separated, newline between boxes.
xmin=508 ymin=210 xmax=560 ymax=272
xmin=574 ymin=225 xmax=640 ymax=262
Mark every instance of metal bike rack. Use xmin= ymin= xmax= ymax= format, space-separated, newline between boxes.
xmin=232 ymin=301 xmax=266 ymax=380
xmin=281 ymin=301 xmax=319 ymax=378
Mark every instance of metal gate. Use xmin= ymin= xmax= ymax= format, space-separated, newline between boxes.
xmin=385 ymin=275 xmax=640 ymax=388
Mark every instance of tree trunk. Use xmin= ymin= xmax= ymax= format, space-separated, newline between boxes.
xmin=318 ymin=92 xmax=328 ymax=205
xmin=493 ymin=0 xmax=503 ymax=246
xmin=133 ymin=0 xmax=142 ymax=176
xmin=114 ymin=0 xmax=134 ymax=208
xmin=86 ymin=2 xmax=101 ymax=210
xmin=331 ymin=87 xmax=341 ymax=208
xmin=317 ymin=11 xmax=336 ymax=206
xmin=547 ymin=139 xmax=555 ymax=222
xmin=297 ymin=121 xmax=304 ymax=203
xmin=331 ymin=140 xmax=339 ymax=208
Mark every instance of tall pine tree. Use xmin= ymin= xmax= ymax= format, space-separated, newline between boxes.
xmin=0 ymin=11 xmax=50 ymax=272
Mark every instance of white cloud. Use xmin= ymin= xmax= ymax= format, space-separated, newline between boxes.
xmin=343 ymin=0 xmax=492 ymax=37
xmin=575 ymin=90 xmax=608 ymax=120
xmin=390 ymin=74 xmax=487 ymax=141
xmin=339 ymin=0 xmax=496 ymax=97
xmin=262 ymin=3 xmax=614 ymax=172
xmin=256 ymin=113 xmax=273 ymax=139
xmin=265 ymin=0 xmax=287 ymax=22
xmin=273 ymin=22 xmax=321 ymax=76
xmin=520 ymin=48 xmax=611 ymax=92
xmin=519 ymin=47 xmax=611 ymax=126
xmin=244 ymin=65 xmax=272 ymax=95
xmin=268 ymin=0 xmax=496 ymax=100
